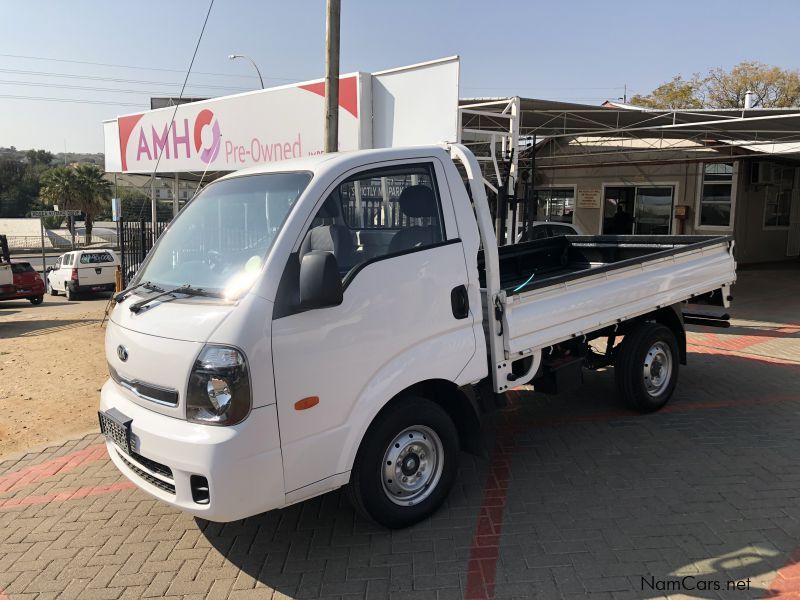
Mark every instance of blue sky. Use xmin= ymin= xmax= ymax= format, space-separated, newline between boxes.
xmin=2 ymin=0 xmax=799 ymax=153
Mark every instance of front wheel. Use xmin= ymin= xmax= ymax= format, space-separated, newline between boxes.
xmin=347 ymin=396 xmax=459 ymax=528
xmin=48 ymin=281 xmax=58 ymax=296
xmin=615 ymin=322 xmax=679 ymax=413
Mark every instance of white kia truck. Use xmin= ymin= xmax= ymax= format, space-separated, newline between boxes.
xmin=99 ymin=145 xmax=736 ymax=528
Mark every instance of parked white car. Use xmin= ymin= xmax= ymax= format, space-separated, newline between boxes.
xmin=47 ymin=249 xmax=119 ymax=301
xmin=100 ymin=145 xmax=736 ymax=528
xmin=515 ymin=221 xmax=583 ymax=243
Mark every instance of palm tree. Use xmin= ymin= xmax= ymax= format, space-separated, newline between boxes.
xmin=74 ymin=165 xmax=111 ymax=245
xmin=40 ymin=165 xmax=111 ymax=245
xmin=39 ymin=167 xmax=79 ymax=233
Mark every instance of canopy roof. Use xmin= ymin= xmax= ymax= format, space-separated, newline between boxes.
xmin=459 ymin=98 xmax=800 ymax=153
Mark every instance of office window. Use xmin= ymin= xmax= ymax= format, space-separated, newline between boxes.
xmin=764 ymin=168 xmax=794 ymax=227
xmin=534 ymin=188 xmax=575 ymax=223
xmin=698 ymin=163 xmax=734 ymax=228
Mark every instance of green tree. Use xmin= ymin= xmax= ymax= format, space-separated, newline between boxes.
xmin=40 ymin=167 xmax=80 ymax=236
xmin=25 ymin=150 xmax=54 ymax=166
xmin=74 ymin=164 xmax=112 ymax=245
xmin=0 ymin=155 xmax=51 ymax=218
xmin=631 ymin=61 xmax=800 ymax=109
xmin=630 ymin=75 xmax=704 ymax=109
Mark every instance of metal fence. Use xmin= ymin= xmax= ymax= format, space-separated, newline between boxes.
xmin=6 ymin=232 xmax=118 ymax=251
xmin=119 ymin=219 xmax=169 ymax=286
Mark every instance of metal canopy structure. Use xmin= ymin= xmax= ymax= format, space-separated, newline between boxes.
xmin=457 ymin=97 xmax=800 ymax=244
xmin=461 ymin=98 xmax=800 ymax=142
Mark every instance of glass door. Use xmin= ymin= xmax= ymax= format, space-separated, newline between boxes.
xmin=634 ymin=187 xmax=673 ymax=234
xmin=603 ymin=186 xmax=635 ymax=234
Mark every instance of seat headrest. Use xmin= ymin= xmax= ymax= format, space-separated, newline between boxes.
xmin=397 ymin=185 xmax=437 ymax=218
xmin=316 ymin=196 xmax=340 ymax=219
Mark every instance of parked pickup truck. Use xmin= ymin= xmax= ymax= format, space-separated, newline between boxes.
xmin=100 ymin=145 xmax=736 ymax=528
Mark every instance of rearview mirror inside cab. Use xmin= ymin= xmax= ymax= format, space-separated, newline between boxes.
xmin=299 ymin=251 xmax=343 ymax=310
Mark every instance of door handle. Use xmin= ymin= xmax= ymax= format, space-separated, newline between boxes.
xmin=450 ymin=285 xmax=469 ymax=320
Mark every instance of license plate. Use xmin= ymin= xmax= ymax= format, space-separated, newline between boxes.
xmin=98 ymin=408 xmax=132 ymax=455
xmin=92 ymin=285 xmax=104 ymax=291
xmin=18 ymin=289 xmax=30 ymax=293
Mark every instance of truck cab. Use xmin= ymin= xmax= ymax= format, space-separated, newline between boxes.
xmin=100 ymin=145 xmax=736 ymax=528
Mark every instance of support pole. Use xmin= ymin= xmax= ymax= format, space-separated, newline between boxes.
xmin=40 ymin=218 xmax=46 ymax=276
xmin=324 ymin=0 xmax=341 ymax=153
xmin=173 ymin=173 xmax=179 ymax=217
xmin=151 ymin=177 xmax=157 ymax=239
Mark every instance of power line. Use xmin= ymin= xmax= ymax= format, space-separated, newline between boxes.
xmin=0 ymin=94 xmax=146 ymax=107
xmin=0 ymin=52 xmax=300 ymax=83
xmin=140 ymin=0 xmax=215 ymax=223
xmin=0 ymin=67 xmax=252 ymax=92
xmin=0 ymin=79 xmax=213 ymax=97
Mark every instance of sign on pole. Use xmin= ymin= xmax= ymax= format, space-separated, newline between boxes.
xmin=30 ymin=210 xmax=83 ymax=217
xmin=111 ymin=198 xmax=122 ymax=222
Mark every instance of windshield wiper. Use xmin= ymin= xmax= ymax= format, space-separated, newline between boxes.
xmin=114 ymin=281 xmax=164 ymax=304
xmin=129 ymin=284 xmax=222 ymax=314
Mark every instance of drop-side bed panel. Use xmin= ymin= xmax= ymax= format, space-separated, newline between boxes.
xmin=494 ymin=236 xmax=736 ymax=356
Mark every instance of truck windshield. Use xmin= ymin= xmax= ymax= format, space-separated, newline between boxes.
xmin=136 ymin=172 xmax=311 ymax=297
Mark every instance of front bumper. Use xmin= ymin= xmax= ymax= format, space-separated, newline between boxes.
xmin=100 ymin=380 xmax=285 ymax=521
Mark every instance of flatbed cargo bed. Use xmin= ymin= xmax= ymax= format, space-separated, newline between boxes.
xmin=479 ymin=235 xmax=733 ymax=293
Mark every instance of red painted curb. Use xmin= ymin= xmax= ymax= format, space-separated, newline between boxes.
xmin=0 ymin=481 xmax=136 ymax=510
xmin=0 ymin=443 xmax=107 ymax=493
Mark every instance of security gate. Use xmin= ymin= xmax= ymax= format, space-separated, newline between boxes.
xmin=117 ymin=219 xmax=169 ymax=287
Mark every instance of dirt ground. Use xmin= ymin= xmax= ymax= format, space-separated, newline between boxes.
xmin=0 ymin=294 xmax=111 ymax=458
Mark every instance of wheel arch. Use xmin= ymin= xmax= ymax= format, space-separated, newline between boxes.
xmin=346 ymin=378 xmax=483 ymax=476
xmin=649 ymin=304 xmax=687 ymax=365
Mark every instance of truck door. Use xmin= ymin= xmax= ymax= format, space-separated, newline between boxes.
xmin=271 ymin=158 xmax=477 ymax=494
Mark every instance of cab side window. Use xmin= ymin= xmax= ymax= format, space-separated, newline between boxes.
xmin=274 ymin=163 xmax=446 ymax=319
xmin=299 ymin=163 xmax=444 ymax=278
xmin=63 ymin=254 xmax=73 ymax=266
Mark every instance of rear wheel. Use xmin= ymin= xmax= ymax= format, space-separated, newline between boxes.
xmin=347 ymin=396 xmax=459 ymax=528
xmin=29 ymin=295 xmax=43 ymax=305
xmin=615 ymin=322 xmax=679 ymax=413
xmin=65 ymin=286 xmax=75 ymax=301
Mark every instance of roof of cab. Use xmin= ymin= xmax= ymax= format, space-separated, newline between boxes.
xmin=216 ymin=145 xmax=450 ymax=181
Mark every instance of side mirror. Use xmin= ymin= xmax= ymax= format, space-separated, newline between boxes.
xmin=299 ymin=251 xmax=343 ymax=310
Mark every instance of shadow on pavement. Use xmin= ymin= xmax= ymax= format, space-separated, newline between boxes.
xmin=0 ymin=318 xmax=101 ymax=338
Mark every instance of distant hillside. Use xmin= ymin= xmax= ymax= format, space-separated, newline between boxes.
xmin=0 ymin=147 xmax=104 ymax=166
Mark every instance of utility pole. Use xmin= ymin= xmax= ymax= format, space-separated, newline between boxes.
xmin=324 ymin=0 xmax=341 ymax=153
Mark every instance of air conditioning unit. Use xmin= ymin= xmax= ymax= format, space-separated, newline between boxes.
xmin=751 ymin=161 xmax=778 ymax=185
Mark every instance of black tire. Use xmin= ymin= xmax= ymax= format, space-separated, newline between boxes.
xmin=65 ymin=286 xmax=75 ymax=301
xmin=48 ymin=281 xmax=58 ymax=296
xmin=615 ymin=322 xmax=679 ymax=413
xmin=29 ymin=296 xmax=43 ymax=305
xmin=347 ymin=396 xmax=459 ymax=529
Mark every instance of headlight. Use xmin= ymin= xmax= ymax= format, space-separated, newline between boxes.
xmin=187 ymin=345 xmax=251 ymax=426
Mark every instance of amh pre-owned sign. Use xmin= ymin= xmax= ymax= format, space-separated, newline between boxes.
xmin=114 ymin=75 xmax=362 ymax=173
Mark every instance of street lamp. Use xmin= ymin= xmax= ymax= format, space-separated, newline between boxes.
xmin=227 ymin=54 xmax=264 ymax=89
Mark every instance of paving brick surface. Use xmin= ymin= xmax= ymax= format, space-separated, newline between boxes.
xmin=0 ymin=263 xmax=799 ymax=599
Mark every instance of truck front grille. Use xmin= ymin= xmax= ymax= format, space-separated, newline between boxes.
xmin=116 ymin=449 xmax=176 ymax=495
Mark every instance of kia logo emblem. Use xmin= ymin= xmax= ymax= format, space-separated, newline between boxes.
xmin=117 ymin=345 xmax=129 ymax=362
